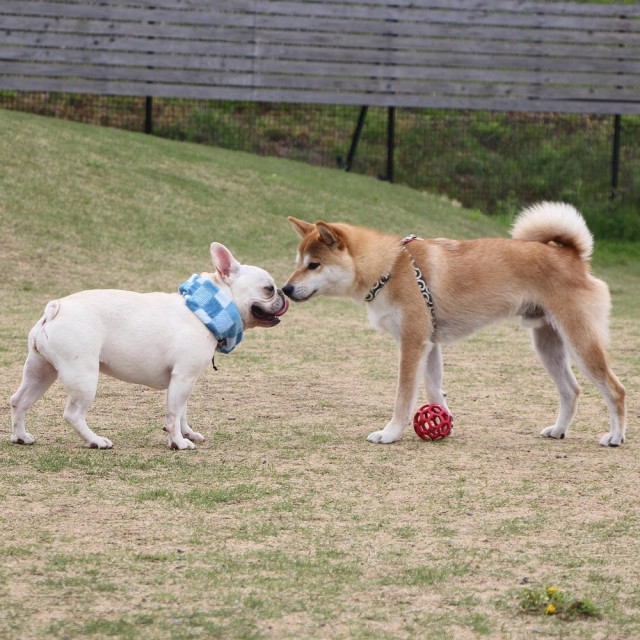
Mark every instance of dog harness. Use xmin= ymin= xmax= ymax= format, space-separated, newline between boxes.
xmin=179 ymin=274 xmax=243 ymax=354
xmin=364 ymin=235 xmax=437 ymax=334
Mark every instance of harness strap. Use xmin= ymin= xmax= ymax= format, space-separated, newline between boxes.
xmin=364 ymin=235 xmax=437 ymax=334
xmin=364 ymin=273 xmax=390 ymax=302
xmin=401 ymin=235 xmax=437 ymax=333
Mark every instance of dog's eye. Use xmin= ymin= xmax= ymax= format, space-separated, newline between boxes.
xmin=308 ymin=262 xmax=320 ymax=270
xmin=265 ymin=284 xmax=275 ymax=295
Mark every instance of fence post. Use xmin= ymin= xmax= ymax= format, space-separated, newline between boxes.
xmin=610 ymin=114 xmax=621 ymax=199
xmin=386 ymin=107 xmax=395 ymax=183
xmin=144 ymin=5 xmax=155 ymax=135
xmin=343 ymin=106 xmax=368 ymax=171
xmin=145 ymin=97 xmax=153 ymax=134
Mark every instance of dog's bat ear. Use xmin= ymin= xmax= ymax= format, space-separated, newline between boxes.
xmin=210 ymin=242 xmax=240 ymax=281
xmin=316 ymin=222 xmax=343 ymax=249
xmin=288 ymin=216 xmax=315 ymax=238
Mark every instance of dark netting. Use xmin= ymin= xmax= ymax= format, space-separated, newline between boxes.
xmin=2 ymin=91 xmax=638 ymax=237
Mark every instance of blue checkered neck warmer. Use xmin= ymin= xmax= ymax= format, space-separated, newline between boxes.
xmin=179 ymin=274 xmax=243 ymax=354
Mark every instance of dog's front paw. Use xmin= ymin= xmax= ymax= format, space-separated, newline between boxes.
xmin=540 ymin=426 xmax=566 ymax=440
xmin=86 ymin=436 xmax=113 ymax=449
xmin=599 ymin=433 xmax=624 ymax=447
xmin=169 ymin=436 xmax=196 ymax=450
xmin=11 ymin=432 xmax=35 ymax=445
xmin=184 ymin=430 xmax=205 ymax=443
xmin=367 ymin=429 xmax=401 ymax=444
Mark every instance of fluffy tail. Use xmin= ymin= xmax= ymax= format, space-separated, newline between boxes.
xmin=511 ymin=201 xmax=593 ymax=262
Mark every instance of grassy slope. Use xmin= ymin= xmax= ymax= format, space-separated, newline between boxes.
xmin=1 ymin=109 xmax=506 ymax=282
xmin=1 ymin=109 xmax=639 ymax=640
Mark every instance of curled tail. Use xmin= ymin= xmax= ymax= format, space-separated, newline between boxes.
xmin=511 ymin=202 xmax=593 ymax=262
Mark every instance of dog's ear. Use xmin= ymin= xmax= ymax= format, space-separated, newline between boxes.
xmin=316 ymin=222 xmax=344 ymax=249
xmin=288 ymin=216 xmax=315 ymax=238
xmin=210 ymin=242 xmax=240 ymax=281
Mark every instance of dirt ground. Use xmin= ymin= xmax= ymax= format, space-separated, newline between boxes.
xmin=1 ymin=289 xmax=638 ymax=638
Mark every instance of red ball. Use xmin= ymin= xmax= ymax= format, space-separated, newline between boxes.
xmin=413 ymin=404 xmax=453 ymax=441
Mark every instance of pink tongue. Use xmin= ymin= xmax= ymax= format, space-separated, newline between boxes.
xmin=274 ymin=297 xmax=289 ymax=317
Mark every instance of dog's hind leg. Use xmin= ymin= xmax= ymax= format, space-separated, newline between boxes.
xmin=424 ymin=344 xmax=449 ymax=411
xmin=10 ymin=351 xmax=58 ymax=445
xmin=550 ymin=294 xmax=626 ymax=446
xmin=565 ymin=332 xmax=626 ymax=447
xmin=593 ymin=365 xmax=626 ymax=447
xmin=531 ymin=323 xmax=580 ymax=441
xmin=59 ymin=366 xmax=113 ymax=449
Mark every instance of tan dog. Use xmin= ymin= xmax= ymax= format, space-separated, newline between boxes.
xmin=283 ymin=202 xmax=626 ymax=447
xmin=10 ymin=243 xmax=288 ymax=450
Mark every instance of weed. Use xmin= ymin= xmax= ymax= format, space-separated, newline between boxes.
xmin=519 ymin=584 xmax=602 ymax=621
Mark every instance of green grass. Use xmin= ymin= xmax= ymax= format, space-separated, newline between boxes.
xmin=1 ymin=109 xmax=639 ymax=639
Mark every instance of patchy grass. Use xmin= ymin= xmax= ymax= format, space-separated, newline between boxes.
xmin=1 ymin=110 xmax=639 ymax=639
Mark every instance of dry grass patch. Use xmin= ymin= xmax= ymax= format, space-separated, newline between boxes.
xmin=1 ymin=109 xmax=639 ymax=639
xmin=2 ymin=300 xmax=638 ymax=639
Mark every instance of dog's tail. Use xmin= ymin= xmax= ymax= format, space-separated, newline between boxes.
xmin=511 ymin=201 xmax=593 ymax=262
xmin=28 ymin=301 xmax=60 ymax=355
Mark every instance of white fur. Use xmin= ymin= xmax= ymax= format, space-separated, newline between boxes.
xmin=366 ymin=294 xmax=403 ymax=339
xmin=10 ymin=244 xmax=286 ymax=450
xmin=512 ymin=201 xmax=593 ymax=261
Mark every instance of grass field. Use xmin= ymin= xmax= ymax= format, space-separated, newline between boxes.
xmin=1 ymin=109 xmax=639 ymax=639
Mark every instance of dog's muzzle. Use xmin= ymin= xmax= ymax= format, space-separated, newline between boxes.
xmin=282 ymin=283 xmax=315 ymax=302
xmin=250 ymin=291 xmax=289 ymax=326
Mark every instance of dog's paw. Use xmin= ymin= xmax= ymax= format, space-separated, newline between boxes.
xmin=599 ymin=433 xmax=624 ymax=447
xmin=540 ymin=426 xmax=566 ymax=440
xmin=169 ymin=437 xmax=196 ymax=450
xmin=367 ymin=429 xmax=400 ymax=444
xmin=184 ymin=430 xmax=205 ymax=443
xmin=86 ymin=436 xmax=113 ymax=449
xmin=11 ymin=432 xmax=35 ymax=445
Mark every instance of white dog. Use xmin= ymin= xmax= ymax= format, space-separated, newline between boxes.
xmin=10 ymin=243 xmax=288 ymax=450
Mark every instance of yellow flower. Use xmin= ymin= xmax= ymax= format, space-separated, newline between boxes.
xmin=546 ymin=585 xmax=559 ymax=598
xmin=545 ymin=603 xmax=557 ymax=615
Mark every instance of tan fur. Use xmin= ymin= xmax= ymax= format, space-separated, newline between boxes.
xmin=283 ymin=202 xmax=626 ymax=446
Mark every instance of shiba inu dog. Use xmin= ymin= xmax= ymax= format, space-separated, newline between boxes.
xmin=10 ymin=243 xmax=288 ymax=450
xmin=283 ymin=202 xmax=626 ymax=447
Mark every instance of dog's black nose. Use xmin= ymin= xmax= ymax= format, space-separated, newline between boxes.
xmin=282 ymin=284 xmax=294 ymax=298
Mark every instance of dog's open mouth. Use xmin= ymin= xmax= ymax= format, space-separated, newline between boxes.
xmin=251 ymin=297 xmax=289 ymax=326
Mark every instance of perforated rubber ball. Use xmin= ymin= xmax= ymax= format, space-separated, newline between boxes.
xmin=413 ymin=404 xmax=453 ymax=441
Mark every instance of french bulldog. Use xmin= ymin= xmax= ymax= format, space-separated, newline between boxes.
xmin=10 ymin=243 xmax=288 ymax=450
